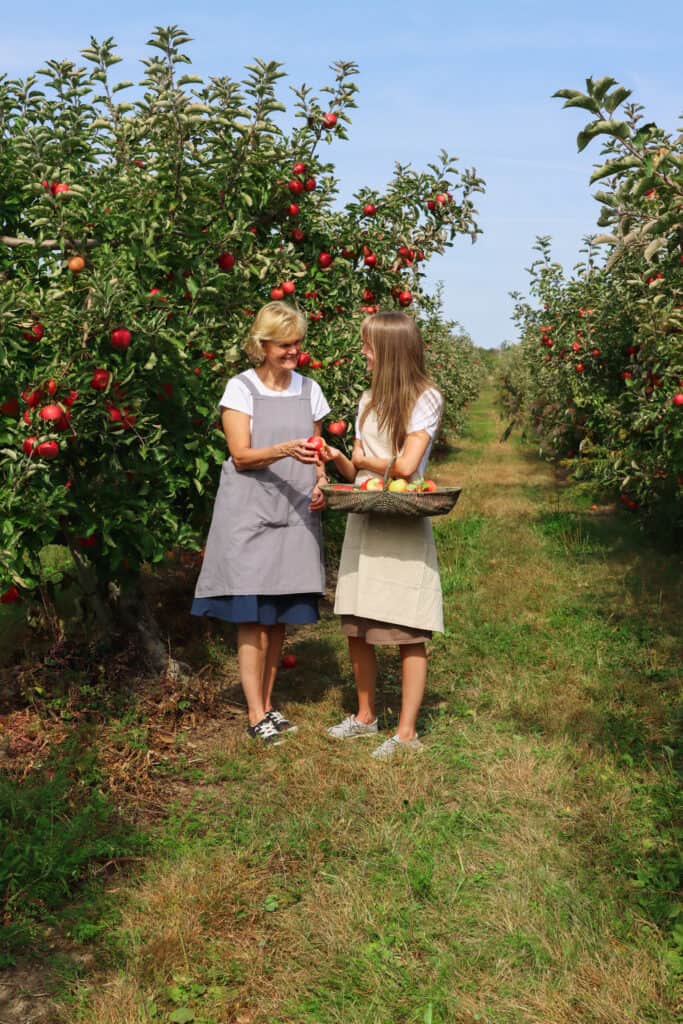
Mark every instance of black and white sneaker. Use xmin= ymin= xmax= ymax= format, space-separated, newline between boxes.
xmin=266 ymin=709 xmax=298 ymax=734
xmin=247 ymin=716 xmax=284 ymax=746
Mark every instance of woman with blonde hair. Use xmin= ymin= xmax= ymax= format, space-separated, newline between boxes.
xmin=192 ymin=302 xmax=331 ymax=745
xmin=323 ymin=311 xmax=444 ymax=760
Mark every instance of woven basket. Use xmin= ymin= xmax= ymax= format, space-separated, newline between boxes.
xmin=321 ymin=458 xmax=461 ymax=518
xmin=321 ymin=483 xmax=462 ymax=518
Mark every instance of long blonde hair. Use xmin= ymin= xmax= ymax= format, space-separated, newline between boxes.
xmin=359 ymin=312 xmax=441 ymax=453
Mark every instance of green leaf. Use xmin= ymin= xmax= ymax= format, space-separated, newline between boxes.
xmin=589 ymin=155 xmax=641 ymax=184
xmin=603 ymin=85 xmax=632 ymax=114
xmin=169 ymin=1009 xmax=194 ymax=1024
xmin=589 ymin=76 xmax=618 ymax=102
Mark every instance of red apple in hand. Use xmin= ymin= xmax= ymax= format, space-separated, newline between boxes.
xmin=306 ymin=436 xmax=324 ymax=451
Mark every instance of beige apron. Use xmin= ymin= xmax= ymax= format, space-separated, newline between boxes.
xmin=333 ymin=401 xmax=444 ymax=633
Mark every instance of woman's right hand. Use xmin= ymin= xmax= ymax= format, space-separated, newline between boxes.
xmin=280 ymin=438 xmax=322 ymax=464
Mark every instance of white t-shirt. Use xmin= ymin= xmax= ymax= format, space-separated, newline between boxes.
xmin=219 ymin=369 xmax=330 ymax=423
xmin=355 ymin=387 xmax=443 ymax=479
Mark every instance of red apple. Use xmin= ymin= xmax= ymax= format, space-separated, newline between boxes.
xmin=39 ymin=403 xmax=65 ymax=424
xmin=310 ymin=359 xmax=323 ymax=369
xmin=36 ymin=440 xmax=59 ymax=459
xmin=306 ymin=436 xmax=324 ymax=451
xmin=318 ymin=252 xmax=333 ymax=269
xmin=327 ymin=420 xmax=347 ymax=436
xmin=282 ymin=280 xmax=296 ymax=295
xmin=363 ymin=203 xmax=377 ymax=216
xmin=422 ymin=479 xmax=437 ymax=492
xmin=292 ymin=161 xmax=306 ymax=175
xmin=1 ymin=397 xmax=19 ymax=416
xmin=0 ymin=585 xmax=20 ymax=604
xmin=23 ymin=321 xmax=45 ymax=342
xmin=304 ymin=177 xmax=316 ymax=191
xmin=111 ymin=327 xmax=132 ymax=350
xmin=271 ymin=287 xmax=285 ymax=301
xmin=287 ymin=202 xmax=300 ymax=216
xmin=297 ymin=352 xmax=311 ymax=367
xmin=321 ymin=112 xmax=338 ymax=128
xmin=23 ymin=436 xmax=37 ymax=456
xmin=575 ymin=364 xmax=585 ymax=373
xmin=51 ymin=182 xmax=69 ymax=195
xmin=398 ymin=290 xmax=413 ymax=307
xmin=364 ymin=252 xmax=377 ymax=268
xmin=281 ymin=654 xmax=297 ymax=669
xmin=288 ymin=179 xmax=304 ymax=195
xmin=291 ymin=228 xmax=305 ymax=242
xmin=90 ymin=369 xmax=110 ymax=391
xmin=362 ymin=289 xmax=375 ymax=302
xmin=673 ymin=394 xmax=683 ymax=407
xmin=398 ymin=245 xmax=413 ymax=261
xmin=217 ymin=251 xmax=236 ymax=272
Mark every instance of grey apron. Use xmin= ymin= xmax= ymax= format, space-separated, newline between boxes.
xmin=194 ymin=372 xmax=325 ymax=598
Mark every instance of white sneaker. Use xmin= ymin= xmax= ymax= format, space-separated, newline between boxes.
xmin=371 ymin=734 xmax=423 ymax=761
xmin=327 ymin=714 xmax=378 ymax=739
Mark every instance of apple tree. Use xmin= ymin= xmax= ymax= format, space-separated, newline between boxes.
xmin=0 ymin=26 xmax=485 ymax=668
xmin=498 ymin=78 xmax=682 ymax=528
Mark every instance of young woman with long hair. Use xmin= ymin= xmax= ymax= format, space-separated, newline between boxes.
xmin=323 ymin=311 xmax=444 ymax=760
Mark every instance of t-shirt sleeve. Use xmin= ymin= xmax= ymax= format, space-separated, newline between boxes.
xmin=407 ymin=388 xmax=443 ymax=438
xmin=311 ymin=381 xmax=331 ymax=422
xmin=219 ymin=376 xmax=252 ymax=416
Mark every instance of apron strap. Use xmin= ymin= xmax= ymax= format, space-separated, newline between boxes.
xmin=237 ymin=371 xmax=260 ymax=397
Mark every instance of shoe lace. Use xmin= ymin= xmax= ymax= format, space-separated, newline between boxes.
xmin=254 ymin=717 xmax=279 ymax=738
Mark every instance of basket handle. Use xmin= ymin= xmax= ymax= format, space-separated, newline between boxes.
xmin=382 ymin=456 xmax=396 ymax=489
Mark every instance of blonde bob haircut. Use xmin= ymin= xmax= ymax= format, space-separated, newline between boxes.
xmin=244 ymin=302 xmax=307 ymax=365
xmin=359 ymin=311 xmax=441 ymax=454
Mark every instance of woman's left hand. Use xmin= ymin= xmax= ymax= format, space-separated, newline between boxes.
xmin=309 ymin=483 xmax=326 ymax=511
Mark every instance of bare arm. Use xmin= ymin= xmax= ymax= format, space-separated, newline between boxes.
xmin=321 ymin=439 xmax=358 ymax=482
xmin=351 ymin=430 xmax=432 ymax=480
xmin=223 ymin=409 xmax=319 ymax=470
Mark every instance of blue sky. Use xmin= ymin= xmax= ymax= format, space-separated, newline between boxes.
xmin=3 ymin=1 xmax=682 ymax=348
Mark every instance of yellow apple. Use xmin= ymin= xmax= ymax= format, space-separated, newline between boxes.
xmin=388 ymin=479 xmax=408 ymax=492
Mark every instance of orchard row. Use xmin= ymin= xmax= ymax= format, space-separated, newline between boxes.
xmin=498 ymin=78 xmax=682 ymax=527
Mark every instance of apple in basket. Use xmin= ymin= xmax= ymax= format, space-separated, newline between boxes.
xmin=360 ymin=478 xmax=383 ymax=491
xmin=422 ymin=480 xmax=438 ymax=492
xmin=388 ymin=479 xmax=408 ymax=492
xmin=332 ymin=483 xmax=356 ymax=490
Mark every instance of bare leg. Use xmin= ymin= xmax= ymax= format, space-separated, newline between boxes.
xmin=238 ymin=623 xmax=269 ymax=725
xmin=348 ymin=636 xmax=377 ymax=724
xmin=263 ymin=623 xmax=286 ymax=712
xmin=397 ymin=642 xmax=427 ymax=741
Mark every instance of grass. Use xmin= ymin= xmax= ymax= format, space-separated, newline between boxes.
xmin=2 ymin=386 xmax=681 ymax=1023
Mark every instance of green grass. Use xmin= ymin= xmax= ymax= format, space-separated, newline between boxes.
xmin=4 ymin=388 xmax=681 ymax=1024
